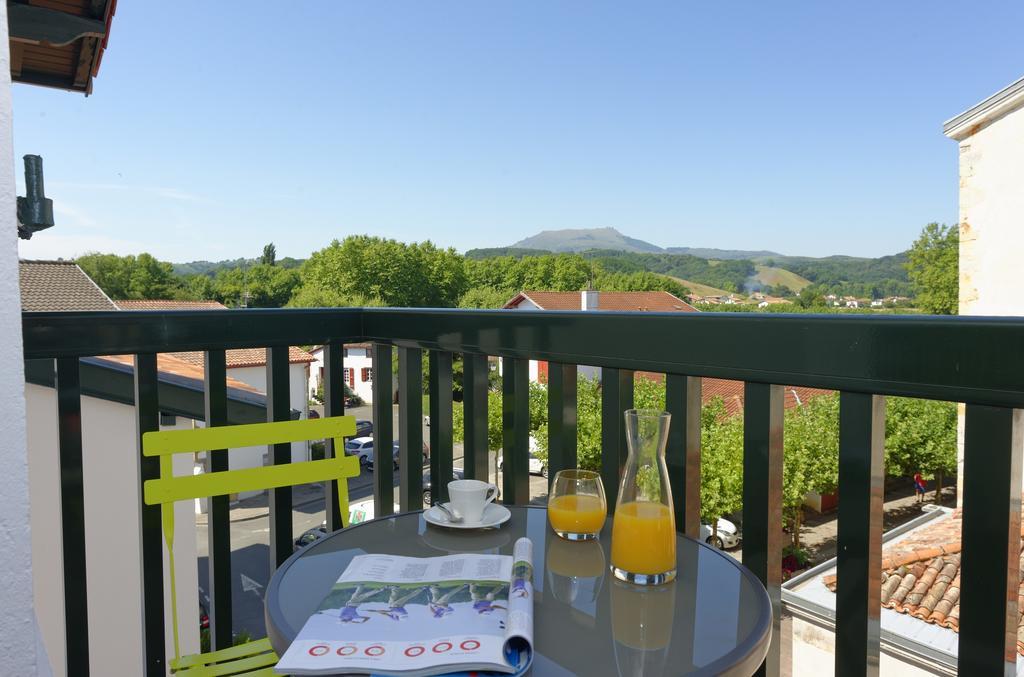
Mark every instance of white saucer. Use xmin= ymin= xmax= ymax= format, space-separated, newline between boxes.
xmin=424 ymin=502 xmax=511 ymax=530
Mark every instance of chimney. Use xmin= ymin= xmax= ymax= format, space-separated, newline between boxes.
xmin=581 ymin=290 xmax=599 ymax=311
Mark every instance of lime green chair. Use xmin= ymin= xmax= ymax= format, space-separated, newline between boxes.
xmin=142 ymin=416 xmax=359 ymax=676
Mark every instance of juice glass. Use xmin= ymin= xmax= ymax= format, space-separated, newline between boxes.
xmin=610 ymin=409 xmax=676 ymax=585
xmin=548 ymin=469 xmax=607 ymax=540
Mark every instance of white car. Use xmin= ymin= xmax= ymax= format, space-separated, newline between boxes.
xmin=700 ymin=517 xmax=741 ymax=550
xmin=496 ymin=451 xmax=547 ymax=478
xmin=343 ymin=436 xmax=375 ymax=465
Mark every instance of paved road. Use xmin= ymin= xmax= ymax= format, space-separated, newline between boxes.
xmin=196 ymin=408 xmax=549 ymax=639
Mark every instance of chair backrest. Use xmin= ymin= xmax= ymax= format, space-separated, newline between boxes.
xmin=141 ymin=416 xmax=359 ymax=664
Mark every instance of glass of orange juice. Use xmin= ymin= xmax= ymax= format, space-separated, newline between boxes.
xmin=548 ymin=470 xmax=607 ymax=540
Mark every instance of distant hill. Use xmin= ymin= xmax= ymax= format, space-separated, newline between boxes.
xmin=464 ymin=247 xmax=551 ymax=260
xmin=667 ymin=246 xmax=782 ymax=260
xmin=751 ymin=265 xmax=812 ymax=292
xmin=173 ymin=257 xmax=304 ymax=276
xmin=667 ymin=276 xmax=735 ymax=299
xmin=512 ymin=227 xmax=663 ymax=253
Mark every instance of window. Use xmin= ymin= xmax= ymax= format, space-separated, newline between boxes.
xmin=361 ymin=367 xmax=372 ymax=382
xmin=344 ymin=368 xmax=354 ymax=387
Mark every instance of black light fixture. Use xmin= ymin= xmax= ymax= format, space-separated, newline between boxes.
xmin=17 ymin=155 xmax=54 ymax=239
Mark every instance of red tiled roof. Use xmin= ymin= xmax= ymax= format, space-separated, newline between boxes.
xmin=822 ymin=511 xmax=1024 ymax=655
xmin=701 ymin=379 xmax=833 ymax=416
xmin=504 ymin=291 xmax=698 ymax=312
xmin=114 ymin=300 xmax=315 ymax=367
xmin=169 ymin=347 xmax=316 ymax=369
xmin=97 ymin=354 xmax=261 ymax=394
xmin=116 ymin=300 xmax=228 ymax=310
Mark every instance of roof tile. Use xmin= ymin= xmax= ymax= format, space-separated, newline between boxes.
xmin=505 ymin=290 xmax=699 ymax=312
xmin=19 ymin=260 xmax=118 ymax=311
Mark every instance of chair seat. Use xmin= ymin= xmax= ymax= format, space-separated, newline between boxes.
xmin=171 ymin=637 xmax=280 ymax=676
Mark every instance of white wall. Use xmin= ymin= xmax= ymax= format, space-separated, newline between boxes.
xmin=229 ymin=363 xmax=310 ymax=466
xmin=790 ymin=617 xmax=943 ymax=675
xmin=26 ymin=385 xmax=199 ymax=676
xmin=308 ymin=346 xmax=378 ymax=405
xmin=952 ymin=98 xmax=1024 ymax=504
xmin=0 ymin=4 xmax=47 ymax=673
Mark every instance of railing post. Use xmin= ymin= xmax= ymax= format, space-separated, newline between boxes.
xmin=266 ymin=346 xmax=292 ymax=569
xmin=394 ymin=346 xmax=420 ymax=512
xmin=742 ymin=382 xmax=784 ymax=677
xmin=429 ymin=352 xmax=455 ymax=506
xmin=56 ymin=357 xmax=89 ymax=676
xmin=462 ymin=353 xmax=489 ymax=482
xmin=666 ymin=374 xmax=701 ymax=538
xmin=134 ymin=353 xmax=165 ymax=676
xmin=547 ymin=362 xmax=577 ymax=486
xmin=959 ymin=405 xmax=1023 ymax=675
xmin=601 ymin=367 xmax=634 ymax=512
xmin=203 ymin=349 xmax=233 ymax=651
xmin=502 ymin=357 xmax=530 ymax=504
xmin=835 ymin=392 xmax=885 ymax=677
xmin=372 ymin=346 xmax=395 ymax=514
xmin=323 ymin=341 xmax=345 ymax=530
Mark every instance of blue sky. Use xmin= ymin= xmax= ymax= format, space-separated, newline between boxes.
xmin=14 ymin=2 xmax=1024 ymax=262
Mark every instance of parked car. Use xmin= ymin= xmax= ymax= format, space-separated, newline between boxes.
xmin=699 ymin=517 xmax=741 ymax=550
xmin=343 ymin=436 xmax=375 ymax=465
xmin=294 ymin=520 xmax=328 ymax=551
xmin=422 ymin=469 xmax=500 ymax=506
xmin=353 ymin=419 xmax=372 ymax=438
xmin=366 ymin=441 xmax=429 ymax=471
xmin=496 ymin=451 xmax=547 ymax=478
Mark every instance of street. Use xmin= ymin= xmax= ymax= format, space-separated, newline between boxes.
xmin=196 ymin=404 xmax=549 ymax=639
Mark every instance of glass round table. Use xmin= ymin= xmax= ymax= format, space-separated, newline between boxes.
xmin=265 ymin=506 xmax=771 ymax=676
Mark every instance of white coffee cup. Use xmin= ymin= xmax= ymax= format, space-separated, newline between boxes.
xmin=448 ymin=479 xmax=499 ymax=523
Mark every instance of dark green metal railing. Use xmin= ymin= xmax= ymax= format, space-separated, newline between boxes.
xmin=21 ymin=307 xmax=1024 ymax=676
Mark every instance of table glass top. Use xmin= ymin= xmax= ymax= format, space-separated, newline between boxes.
xmin=266 ymin=506 xmax=771 ymax=676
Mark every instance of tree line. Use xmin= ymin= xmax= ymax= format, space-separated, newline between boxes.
xmin=76 ymin=235 xmax=692 ymax=309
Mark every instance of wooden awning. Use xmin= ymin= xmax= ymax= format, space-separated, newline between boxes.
xmin=8 ymin=0 xmax=117 ymax=95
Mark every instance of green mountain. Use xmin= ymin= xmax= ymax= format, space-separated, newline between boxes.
xmin=667 ymin=246 xmax=782 ymax=260
xmin=512 ymin=227 xmax=663 ymax=253
xmin=173 ymin=257 xmax=304 ymax=276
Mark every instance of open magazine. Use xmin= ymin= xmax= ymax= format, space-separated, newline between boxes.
xmin=275 ymin=537 xmax=534 ymax=676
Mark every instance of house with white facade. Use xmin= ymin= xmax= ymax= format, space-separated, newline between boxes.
xmin=307 ymin=342 xmax=378 ymax=405
xmin=944 ymin=74 xmax=1024 ymax=500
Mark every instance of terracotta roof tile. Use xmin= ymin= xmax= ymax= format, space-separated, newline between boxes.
xmin=504 ymin=290 xmax=699 ymax=312
xmin=116 ymin=300 xmax=229 ymax=310
xmin=97 ymin=354 xmax=261 ymax=394
xmin=114 ymin=300 xmax=316 ymax=367
xmin=823 ymin=511 xmax=1024 ymax=653
xmin=19 ymin=260 xmax=118 ymax=311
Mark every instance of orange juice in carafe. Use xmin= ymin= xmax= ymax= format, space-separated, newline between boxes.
xmin=610 ymin=501 xmax=676 ymax=574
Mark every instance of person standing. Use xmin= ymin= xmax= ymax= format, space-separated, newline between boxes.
xmin=913 ymin=472 xmax=927 ymax=504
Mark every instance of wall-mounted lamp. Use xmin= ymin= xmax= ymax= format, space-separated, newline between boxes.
xmin=17 ymin=155 xmax=54 ymax=239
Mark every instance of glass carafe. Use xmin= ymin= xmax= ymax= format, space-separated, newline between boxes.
xmin=610 ymin=409 xmax=676 ymax=585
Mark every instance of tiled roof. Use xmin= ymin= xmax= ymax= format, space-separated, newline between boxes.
xmin=115 ymin=299 xmax=316 ymax=367
xmin=701 ymin=378 xmax=832 ymax=416
xmin=169 ymin=347 xmax=316 ymax=369
xmin=19 ymin=260 xmax=118 ymax=311
xmin=821 ymin=510 xmax=1024 ymax=655
xmin=97 ymin=354 xmax=261 ymax=394
xmin=116 ymin=300 xmax=228 ymax=310
xmin=505 ymin=290 xmax=698 ymax=312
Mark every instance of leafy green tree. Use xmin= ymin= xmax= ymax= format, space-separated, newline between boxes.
xmin=700 ymin=398 xmax=744 ymax=541
xmin=905 ymin=223 xmax=958 ymax=314
xmin=884 ymin=397 xmax=957 ymax=503
xmin=458 ymin=286 xmax=514 ymax=309
xmin=260 ymin=243 xmax=277 ymax=266
xmin=212 ymin=264 xmax=300 ymax=307
xmin=77 ymin=252 xmax=180 ymax=300
xmin=296 ymin=236 xmax=468 ymax=307
xmin=782 ymin=393 xmax=839 ymax=547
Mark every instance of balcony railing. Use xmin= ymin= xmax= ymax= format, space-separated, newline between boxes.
xmin=21 ymin=307 xmax=1024 ymax=676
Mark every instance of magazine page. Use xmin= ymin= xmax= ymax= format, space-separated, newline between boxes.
xmin=275 ymin=545 xmax=533 ymax=677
